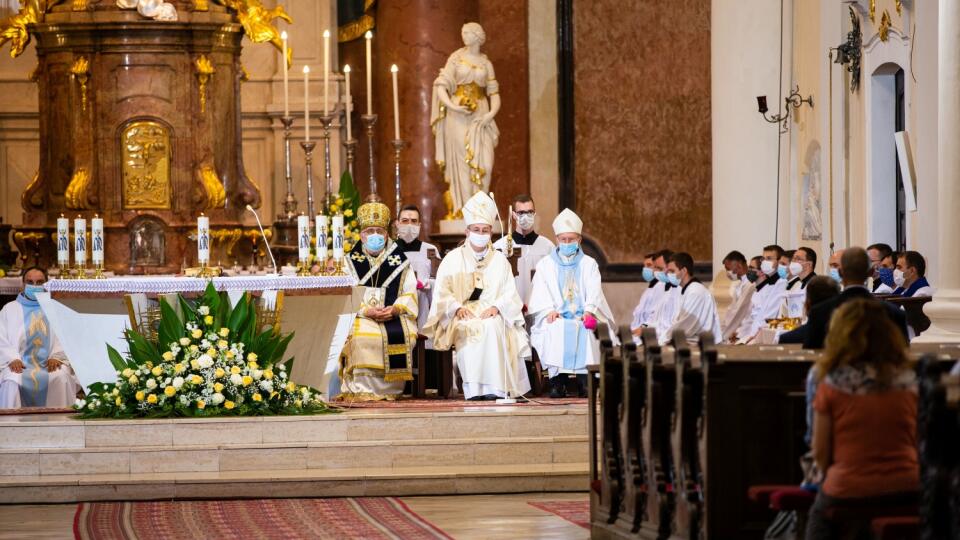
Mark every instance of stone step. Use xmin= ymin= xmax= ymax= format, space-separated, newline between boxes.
xmin=0 ymin=436 xmax=589 ymax=476
xmin=0 ymin=462 xmax=590 ymax=503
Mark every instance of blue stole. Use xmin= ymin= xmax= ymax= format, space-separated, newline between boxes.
xmin=16 ymin=294 xmax=51 ymax=407
xmin=551 ymin=249 xmax=589 ymax=370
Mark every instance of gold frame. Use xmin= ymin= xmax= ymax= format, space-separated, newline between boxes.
xmin=122 ymin=121 xmax=172 ymax=210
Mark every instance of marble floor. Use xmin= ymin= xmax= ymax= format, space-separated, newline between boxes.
xmin=0 ymin=492 xmax=589 ymax=540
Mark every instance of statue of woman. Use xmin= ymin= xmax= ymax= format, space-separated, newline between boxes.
xmin=431 ymin=22 xmax=501 ymax=220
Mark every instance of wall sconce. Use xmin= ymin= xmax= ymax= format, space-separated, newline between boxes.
xmin=757 ymin=86 xmax=814 ymax=133
xmin=833 ymin=6 xmax=862 ymax=93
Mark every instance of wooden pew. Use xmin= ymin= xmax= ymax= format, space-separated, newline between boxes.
xmin=640 ymin=328 xmax=678 ymax=539
xmin=670 ymin=333 xmax=710 ymax=539
xmin=595 ymin=333 xmax=626 ymax=526
xmin=917 ymin=355 xmax=960 ymax=539
xmin=614 ymin=326 xmax=649 ymax=533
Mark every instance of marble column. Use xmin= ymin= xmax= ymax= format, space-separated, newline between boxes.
xmin=920 ymin=0 xmax=960 ymax=341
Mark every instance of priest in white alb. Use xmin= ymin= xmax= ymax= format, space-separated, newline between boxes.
xmin=527 ymin=209 xmax=617 ymax=398
xmin=493 ymin=194 xmax=554 ymax=306
xmin=658 ymin=252 xmax=722 ymax=346
xmin=423 ymin=191 xmax=531 ymax=401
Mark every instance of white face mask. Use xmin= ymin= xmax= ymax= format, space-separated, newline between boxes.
xmin=397 ymin=224 xmax=420 ymax=243
xmin=726 ymin=270 xmax=738 ymax=281
xmin=516 ymin=213 xmax=535 ymax=232
xmin=893 ymin=269 xmax=905 ymax=287
xmin=760 ymin=259 xmax=776 ymax=276
xmin=789 ymin=262 xmax=803 ymax=277
xmin=468 ymin=232 xmax=490 ymax=248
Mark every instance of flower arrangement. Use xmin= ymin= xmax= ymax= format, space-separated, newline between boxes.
xmin=74 ymin=283 xmax=334 ymax=418
xmin=314 ymin=170 xmax=363 ymax=259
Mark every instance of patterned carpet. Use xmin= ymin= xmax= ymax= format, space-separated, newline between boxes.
xmin=334 ymin=397 xmax=588 ymax=409
xmin=74 ymin=498 xmax=452 ymax=540
xmin=528 ymin=500 xmax=590 ymax=530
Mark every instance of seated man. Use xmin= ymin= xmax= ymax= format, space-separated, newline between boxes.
xmin=736 ymin=245 xmax=787 ymax=343
xmin=893 ymin=250 xmax=935 ymax=297
xmin=424 ymin=191 xmax=531 ymax=400
xmin=338 ymin=201 xmax=419 ymax=401
xmin=394 ymin=203 xmax=441 ymax=331
xmin=527 ymin=209 xmax=616 ymax=398
xmin=777 ymin=275 xmax=841 ymax=344
xmin=720 ymin=250 xmax=755 ymax=343
xmin=827 ymin=248 xmax=844 ymax=283
xmin=867 ymin=242 xmax=896 ymax=294
xmin=630 ymin=250 xmax=669 ymax=334
xmin=0 ymin=267 xmax=80 ymax=408
xmin=781 ymin=247 xmax=817 ymax=318
xmin=658 ymin=252 xmax=722 ymax=346
xmin=493 ymin=194 xmax=555 ymax=306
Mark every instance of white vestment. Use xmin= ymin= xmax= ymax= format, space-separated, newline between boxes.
xmin=527 ymin=253 xmax=618 ymax=377
xmin=721 ymin=277 xmax=755 ymax=343
xmin=631 ymin=280 xmax=666 ymax=331
xmin=423 ymin=246 xmax=531 ymax=399
xmin=0 ymin=299 xmax=79 ymax=408
xmin=653 ymin=285 xmax=682 ymax=345
xmin=659 ymin=281 xmax=723 ymax=346
xmin=493 ymin=234 xmax=555 ymax=306
xmin=780 ymin=277 xmax=811 ymax=319
xmin=737 ymin=276 xmax=788 ymax=343
xmin=401 ymin=241 xmax=441 ymax=332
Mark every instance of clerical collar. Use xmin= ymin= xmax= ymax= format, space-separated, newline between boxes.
xmin=799 ymin=272 xmax=816 ymax=289
xmin=648 ymin=278 xmax=659 ymax=289
xmin=511 ymin=230 xmax=540 ymax=246
xmin=681 ymin=278 xmax=701 ymax=295
xmin=397 ymin=238 xmax=422 ymax=252
xmin=756 ymin=271 xmax=781 ymax=291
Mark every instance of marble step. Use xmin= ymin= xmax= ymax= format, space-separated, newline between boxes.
xmin=0 ymin=462 xmax=590 ymax=503
xmin=0 ymin=435 xmax=589 ymax=476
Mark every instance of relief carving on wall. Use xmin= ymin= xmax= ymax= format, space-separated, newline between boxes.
xmin=122 ymin=121 xmax=171 ymax=209
xmin=802 ymin=142 xmax=823 ymax=241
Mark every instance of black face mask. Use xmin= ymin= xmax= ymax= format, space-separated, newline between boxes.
xmin=746 ymin=270 xmax=759 ymax=283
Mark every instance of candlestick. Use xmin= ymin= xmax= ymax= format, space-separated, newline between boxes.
xmin=322 ymin=30 xmax=330 ymax=115
xmin=391 ymin=139 xmax=405 ymax=219
xmin=343 ymin=64 xmax=353 ymax=140
xmin=361 ymin=113 xmax=379 ymax=200
xmin=296 ymin=213 xmax=311 ymax=275
xmin=315 ymin=213 xmax=328 ymax=268
xmin=281 ymin=31 xmax=290 ymax=118
xmin=74 ymin=216 xmax=87 ymax=277
xmin=91 ymin=215 xmax=105 ymax=278
xmin=319 ymin=113 xmax=335 ymax=209
xmin=343 ymin=137 xmax=358 ymax=178
xmin=390 ymin=64 xmax=400 ymax=140
xmin=280 ymin=115 xmax=298 ymax=220
xmin=301 ymin=139 xmax=318 ymax=222
xmin=56 ymin=214 xmax=69 ymax=275
xmin=364 ymin=30 xmax=373 ymax=114
xmin=303 ymin=65 xmax=311 ymax=142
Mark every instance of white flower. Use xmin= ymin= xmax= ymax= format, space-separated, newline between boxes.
xmin=230 ymin=373 xmax=243 ymax=386
xmin=172 ymin=376 xmax=185 ymax=389
xmin=200 ymin=340 xmax=211 ymax=350
xmin=198 ymin=305 xmax=210 ymax=316
xmin=198 ymin=354 xmax=214 ymax=369
xmin=259 ymin=380 xmax=273 ymax=393
xmin=252 ymin=369 xmax=263 ymax=380
xmin=179 ymin=337 xmax=190 ymax=346
xmin=75 ymin=399 xmax=86 ymax=408
xmin=277 ymin=364 xmax=286 ymax=371
xmin=146 ymin=379 xmax=157 ymax=389
xmin=211 ymin=393 xmax=225 ymax=405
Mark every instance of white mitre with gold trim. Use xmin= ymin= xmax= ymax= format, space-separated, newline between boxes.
xmin=462 ymin=191 xmax=497 ymax=227
xmin=553 ymin=208 xmax=583 ymax=235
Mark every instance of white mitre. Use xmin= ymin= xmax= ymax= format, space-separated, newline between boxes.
xmin=553 ymin=208 xmax=583 ymax=235
xmin=462 ymin=191 xmax=497 ymax=227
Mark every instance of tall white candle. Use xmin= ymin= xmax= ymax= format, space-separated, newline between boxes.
xmin=315 ymin=214 xmax=328 ymax=264
xmin=91 ymin=215 xmax=104 ymax=265
xmin=197 ymin=214 xmax=210 ymax=265
xmin=281 ymin=31 xmax=290 ymax=118
xmin=343 ymin=65 xmax=353 ymax=140
xmin=390 ymin=64 xmax=400 ymax=140
xmin=332 ymin=215 xmax=344 ymax=261
xmin=365 ymin=31 xmax=373 ymax=114
xmin=322 ymin=30 xmax=330 ymax=115
xmin=56 ymin=215 xmax=69 ymax=267
xmin=73 ymin=217 xmax=87 ymax=267
xmin=303 ymin=65 xmax=311 ymax=142
xmin=297 ymin=214 xmax=310 ymax=261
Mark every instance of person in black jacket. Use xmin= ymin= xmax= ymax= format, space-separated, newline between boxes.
xmin=778 ymin=276 xmax=841 ymax=344
xmin=802 ymin=247 xmax=909 ymax=349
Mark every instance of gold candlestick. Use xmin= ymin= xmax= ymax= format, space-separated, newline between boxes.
xmin=360 ymin=114 xmax=380 ymax=201
xmin=391 ymin=139 xmax=405 ymax=218
xmin=280 ymin=116 xmax=298 ymax=221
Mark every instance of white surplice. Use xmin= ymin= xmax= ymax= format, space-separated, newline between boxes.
xmin=659 ymin=281 xmax=723 ymax=346
xmin=652 ymin=284 xmax=682 ymax=345
xmin=401 ymin=240 xmax=441 ymax=332
xmin=736 ymin=276 xmax=788 ymax=343
xmin=423 ymin=246 xmax=531 ymax=399
xmin=630 ymin=280 xmax=666 ymax=331
xmin=527 ymin=252 xmax=618 ymax=377
xmin=493 ymin=234 xmax=555 ymax=306
xmin=721 ymin=277 xmax=756 ymax=343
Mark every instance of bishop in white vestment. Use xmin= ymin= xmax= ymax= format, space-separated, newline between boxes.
xmin=527 ymin=209 xmax=617 ymax=397
xmin=423 ymin=192 xmax=531 ymax=400
xmin=658 ymin=252 xmax=722 ymax=346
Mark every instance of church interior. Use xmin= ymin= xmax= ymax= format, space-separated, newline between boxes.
xmin=0 ymin=0 xmax=959 ymax=539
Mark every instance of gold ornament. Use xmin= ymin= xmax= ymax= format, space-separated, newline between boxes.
xmin=215 ymin=0 xmax=293 ymax=68
xmin=122 ymin=121 xmax=171 ymax=209
xmin=65 ymin=167 xmax=92 ymax=210
xmin=195 ymin=55 xmax=215 ymax=113
xmin=193 ymin=0 xmax=209 ymax=11
xmin=869 ymin=0 xmax=876 ymax=22
xmin=0 ymin=0 xmax=42 ymax=59
xmin=879 ymin=10 xmax=891 ymax=42
xmin=70 ymin=56 xmax=90 ymax=111
xmin=71 ymin=0 xmax=87 ymax=10
xmin=20 ymin=169 xmax=42 ymax=211
xmin=357 ymin=201 xmax=391 ymax=230
xmin=896 ymin=0 xmax=902 ymax=17
xmin=197 ymin=165 xmax=227 ymax=210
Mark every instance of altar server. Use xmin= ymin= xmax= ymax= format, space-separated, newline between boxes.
xmin=338 ymin=201 xmax=419 ymax=401
xmin=720 ymin=250 xmax=755 ymax=343
xmin=493 ymin=194 xmax=555 ymax=305
xmin=658 ymin=252 xmax=722 ymax=346
xmin=423 ymin=191 xmax=531 ymax=400
xmin=395 ymin=204 xmax=441 ymax=330
xmin=630 ymin=250 xmax=669 ymax=334
xmin=527 ymin=209 xmax=617 ymax=398
xmin=736 ymin=245 xmax=788 ymax=343
xmin=0 ymin=267 xmax=80 ymax=408
xmin=780 ymin=247 xmax=817 ymax=318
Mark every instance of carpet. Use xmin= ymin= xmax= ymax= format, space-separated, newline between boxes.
xmin=74 ymin=497 xmax=452 ymax=540
xmin=528 ymin=499 xmax=590 ymax=530
xmin=0 ymin=406 xmax=73 ymax=416
xmin=335 ymin=397 xmax=587 ymax=409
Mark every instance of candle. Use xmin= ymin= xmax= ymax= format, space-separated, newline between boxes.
xmin=343 ymin=65 xmax=352 ymax=140
xmin=74 ymin=217 xmax=87 ymax=267
xmin=56 ymin=215 xmax=70 ymax=267
xmin=322 ymin=30 xmax=330 ymax=115
xmin=297 ymin=214 xmax=310 ymax=261
xmin=303 ymin=65 xmax=311 ymax=142
xmin=197 ymin=214 xmax=210 ymax=265
xmin=364 ymin=30 xmax=373 ymax=114
xmin=332 ymin=215 xmax=344 ymax=261
xmin=281 ymin=31 xmax=290 ymax=118
xmin=390 ymin=64 xmax=400 ymax=140
xmin=315 ymin=214 xmax=328 ymax=264
xmin=91 ymin=215 xmax=104 ymax=265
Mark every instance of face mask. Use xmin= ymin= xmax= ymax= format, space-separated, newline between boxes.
xmin=666 ymin=272 xmax=681 ymax=287
xmin=516 ymin=213 xmax=535 ymax=231
xmin=777 ymin=264 xmax=789 ymax=279
xmin=878 ymin=267 xmax=895 ymax=287
xmin=746 ymin=270 xmax=759 ymax=283
xmin=468 ymin=232 xmax=490 ymax=248
xmin=23 ymin=284 xmax=44 ymax=301
xmin=397 ymin=224 xmax=420 ymax=243
xmin=364 ymin=233 xmax=385 ymax=252
xmin=726 ymin=270 xmax=738 ymax=281
xmin=893 ymin=269 xmax=905 ymax=287
xmin=654 ymin=270 xmax=667 ymax=283
xmin=558 ymin=242 xmax=579 ymax=257
xmin=789 ymin=262 xmax=803 ymax=277
xmin=829 ymin=268 xmax=841 ymax=283
xmin=760 ymin=260 xmax=776 ymax=276
xmin=642 ymin=267 xmax=655 ymax=282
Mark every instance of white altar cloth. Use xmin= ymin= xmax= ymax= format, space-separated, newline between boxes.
xmin=44 ymin=275 xmax=355 ymax=295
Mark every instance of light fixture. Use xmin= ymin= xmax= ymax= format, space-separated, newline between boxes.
xmin=757 ymin=86 xmax=814 ymax=133
xmin=833 ymin=6 xmax=862 ymax=93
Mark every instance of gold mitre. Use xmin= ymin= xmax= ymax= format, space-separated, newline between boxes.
xmin=357 ymin=201 xmax=391 ymax=229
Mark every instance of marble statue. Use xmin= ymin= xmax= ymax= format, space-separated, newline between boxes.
xmin=117 ymin=0 xmax=178 ymax=21
xmin=802 ymin=144 xmax=823 ymax=241
xmin=431 ymin=22 xmax=501 ymax=220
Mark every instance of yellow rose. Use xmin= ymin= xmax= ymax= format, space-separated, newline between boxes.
xmin=336 ymin=197 xmax=344 ymax=205
xmin=219 ymin=328 xmax=229 ymax=337
xmin=269 ymin=391 xmax=278 ymax=399
xmin=294 ymin=399 xmax=302 ymax=407
xmin=226 ymin=351 xmax=235 ymax=359
xmin=190 ymin=360 xmax=200 ymax=370
xmin=174 ymin=363 xmax=186 ymax=373
xmin=214 ymin=382 xmax=224 ymax=393
xmin=128 ymin=375 xmax=139 ymax=385
xmin=196 ymin=400 xmax=206 ymax=410
xmin=248 ymin=361 xmax=258 ymax=370
xmin=189 ymin=345 xmax=198 ymax=353
xmin=247 ymin=353 xmax=258 ymax=362
xmin=190 ymin=375 xmax=203 ymax=385
xmin=242 ymin=375 xmax=253 ymax=387
xmin=204 ymin=315 xmax=214 ymax=325
xmin=344 ymin=209 xmax=354 ymax=217
xmin=146 ymin=361 xmax=153 ymax=369
xmin=122 ymin=368 xmax=134 ymax=378
xmin=252 ymin=393 xmax=262 ymax=402
xmin=214 ymin=367 xmax=225 ymax=378
xmin=136 ymin=391 xmax=145 ymax=401
xmin=206 ymin=348 xmax=217 ymax=358
xmin=115 ymin=397 xmax=122 ymax=406
xmin=162 ymin=352 xmax=174 ymax=361
xmin=151 ymin=366 xmax=163 ymax=377
xmin=179 ymin=337 xmax=191 ymax=346
xmin=217 ymin=340 xmax=228 ymax=349
xmin=230 ymin=366 xmax=241 ymax=375
xmin=147 ymin=394 xmax=158 ymax=404
xmin=164 ymin=386 xmax=176 ymax=397
xmin=285 ymin=382 xmax=295 ymax=392
xmin=192 ymin=329 xmax=203 ymax=339
xmin=224 ymin=400 xmax=235 ymax=410
xmin=263 ymin=369 xmax=274 ymax=380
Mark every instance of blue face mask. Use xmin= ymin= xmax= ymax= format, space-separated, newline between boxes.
xmin=666 ymin=272 xmax=681 ymax=287
xmin=877 ymin=267 xmax=895 ymax=287
xmin=23 ymin=284 xmax=44 ymax=301
xmin=642 ymin=267 xmax=655 ymax=282
xmin=654 ymin=270 xmax=667 ymax=283
xmin=829 ymin=268 xmax=841 ymax=283
xmin=364 ymin=233 xmax=386 ymax=252
xmin=777 ymin=264 xmax=789 ymax=280
xmin=558 ymin=242 xmax=579 ymax=257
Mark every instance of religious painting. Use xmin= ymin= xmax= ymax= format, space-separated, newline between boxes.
xmin=129 ymin=217 xmax=166 ymax=267
xmin=802 ymin=143 xmax=823 ymax=241
xmin=122 ymin=120 xmax=171 ymax=209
